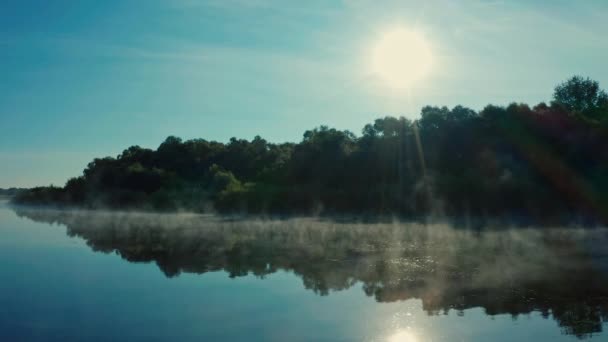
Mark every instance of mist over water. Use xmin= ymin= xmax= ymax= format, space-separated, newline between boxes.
xmin=5 ymin=204 xmax=608 ymax=340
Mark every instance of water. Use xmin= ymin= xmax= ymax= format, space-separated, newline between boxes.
xmin=1 ymin=201 xmax=607 ymax=341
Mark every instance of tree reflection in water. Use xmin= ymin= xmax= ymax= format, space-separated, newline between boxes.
xmin=14 ymin=208 xmax=608 ymax=339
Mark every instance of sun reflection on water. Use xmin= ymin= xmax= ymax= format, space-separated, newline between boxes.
xmin=388 ymin=329 xmax=419 ymax=342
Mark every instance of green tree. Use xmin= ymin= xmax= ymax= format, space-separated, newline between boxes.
xmin=552 ymin=76 xmax=608 ymax=117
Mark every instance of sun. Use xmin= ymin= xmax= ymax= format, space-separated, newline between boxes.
xmin=370 ymin=27 xmax=433 ymax=89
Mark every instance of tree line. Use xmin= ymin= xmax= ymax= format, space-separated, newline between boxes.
xmin=0 ymin=188 xmax=26 ymax=198
xmin=13 ymin=76 xmax=608 ymax=224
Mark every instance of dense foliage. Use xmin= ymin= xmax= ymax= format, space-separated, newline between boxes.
xmin=13 ymin=76 xmax=608 ymax=223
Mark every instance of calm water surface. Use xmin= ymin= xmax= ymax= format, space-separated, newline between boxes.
xmin=1 ymin=201 xmax=607 ymax=341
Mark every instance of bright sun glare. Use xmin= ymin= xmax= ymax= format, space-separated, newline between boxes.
xmin=388 ymin=329 xmax=419 ymax=342
xmin=371 ymin=28 xmax=433 ymax=89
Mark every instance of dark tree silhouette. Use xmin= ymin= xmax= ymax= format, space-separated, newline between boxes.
xmin=12 ymin=77 xmax=608 ymax=224
xmin=553 ymin=76 xmax=608 ymax=118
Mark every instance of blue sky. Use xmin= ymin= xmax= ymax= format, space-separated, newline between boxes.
xmin=1 ymin=0 xmax=607 ymax=187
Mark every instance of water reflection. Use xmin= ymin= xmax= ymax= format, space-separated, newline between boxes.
xmin=388 ymin=329 xmax=418 ymax=342
xmin=13 ymin=207 xmax=608 ymax=339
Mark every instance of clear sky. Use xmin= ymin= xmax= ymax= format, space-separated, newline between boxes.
xmin=1 ymin=0 xmax=607 ymax=188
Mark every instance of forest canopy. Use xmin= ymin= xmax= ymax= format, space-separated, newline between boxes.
xmin=13 ymin=76 xmax=608 ymax=224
